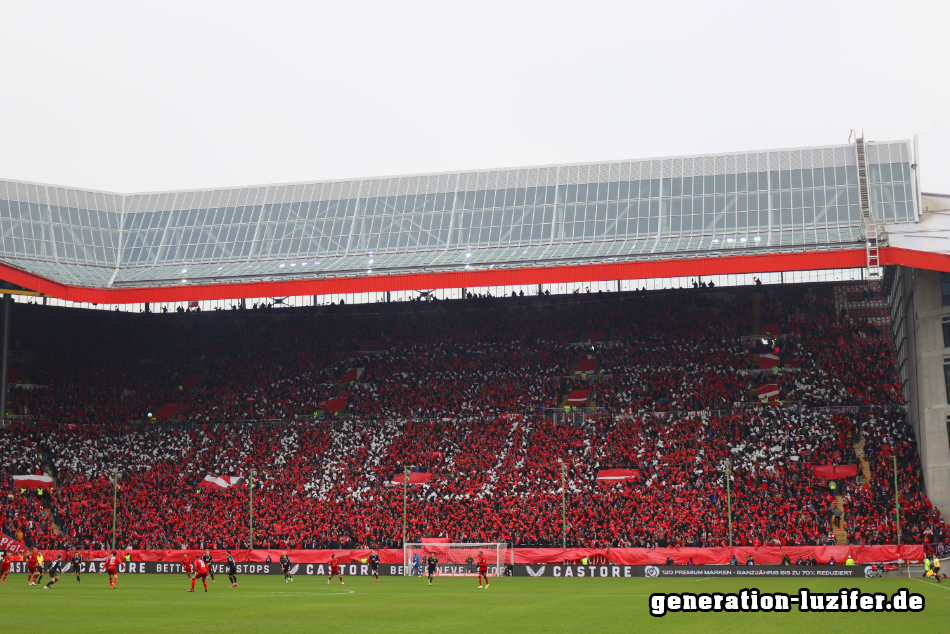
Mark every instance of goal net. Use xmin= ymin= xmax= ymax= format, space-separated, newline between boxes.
xmin=403 ymin=542 xmax=510 ymax=577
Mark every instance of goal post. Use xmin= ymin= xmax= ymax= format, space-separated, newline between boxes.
xmin=403 ymin=542 xmax=510 ymax=577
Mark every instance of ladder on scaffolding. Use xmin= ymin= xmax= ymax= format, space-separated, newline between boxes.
xmin=856 ymin=138 xmax=882 ymax=288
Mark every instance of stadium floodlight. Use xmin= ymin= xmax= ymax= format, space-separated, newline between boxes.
xmin=111 ymin=469 xmax=120 ymax=550
xmin=368 ymin=259 xmax=373 ymax=264
xmin=181 ymin=279 xmax=186 ymax=283
xmin=404 ymin=542 xmax=509 ymax=577
xmin=465 ymin=253 xmax=471 ymax=258
xmin=249 ymin=468 xmax=258 ymax=550
xmin=279 ymin=263 xmax=284 ymax=268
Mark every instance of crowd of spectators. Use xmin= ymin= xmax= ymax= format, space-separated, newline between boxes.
xmin=0 ymin=283 xmax=944 ymax=551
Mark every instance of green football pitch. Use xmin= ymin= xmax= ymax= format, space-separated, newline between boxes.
xmin=1 ymin=573 xmax=947 ymax=633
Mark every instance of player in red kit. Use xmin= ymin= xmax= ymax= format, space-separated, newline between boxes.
xmin=477 ymin=551 xmax=489 ymax=589
xmin=105 ymin=551 xmax=119 ymax=589
xmin=189 ymin=555 xmax=209 ymax=592
xmin=327 ymin=554 xmax=344 ymax=585
xmin=0 ymin=551 xmax=11 ymax=584
xmin=27 ymin=549 xmax=39 ymax=585
xmin=182 ymin=554 xmax=193 ymax=579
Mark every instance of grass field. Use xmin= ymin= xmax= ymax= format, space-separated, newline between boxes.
xmin=0 ymin=572 xmax=947 ymax=633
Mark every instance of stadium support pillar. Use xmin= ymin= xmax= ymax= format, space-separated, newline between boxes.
xmin=402 ymin=466 xmax=410 ymax=546
xmin=0 ymin=294 xmax=9 ymax=426
xmin=726 ymin=458 xmax=733 ymax=547
xmin=560 ymin=463 xmax=567 ymax=549
xmin=894 ymin=455 xmax=901 ymax=545
xmin=889 ymin=267 xmax=950 ymax=520
xmin=387 ymin=291 xmax=391 ymax=303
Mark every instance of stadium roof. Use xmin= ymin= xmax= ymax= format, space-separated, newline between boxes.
xmin=2 ymin=139 xmax=947 ymax=303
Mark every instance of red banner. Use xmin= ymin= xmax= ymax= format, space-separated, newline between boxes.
xmin=25 ymin=545 xmax=926 ymax=565
xmin=813 ymin=464 xmax=858 ymax=479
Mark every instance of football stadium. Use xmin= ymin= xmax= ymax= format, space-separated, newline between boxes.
xmin=3 ymin=137 xmax=950 ymax=632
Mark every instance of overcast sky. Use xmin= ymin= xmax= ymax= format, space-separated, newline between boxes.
xmin=0 ymin=0 xmax=947 ymax=194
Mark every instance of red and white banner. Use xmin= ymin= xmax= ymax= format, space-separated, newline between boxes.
xmin=596 ymin=469 xmax=639 ymax=481
xmin=566 ymin=389 xmax=590 ymax=405
xmin=391 ymin=472 xmax=432 ymax=485
xmin=500 ymin=413 xmax=523 ymax=422
xmin=574 ymin=358 xmax=597 ymax=376
xmin=340 ymin=368 xmax=364 ymax=383
xmin=198 ymin=474 xmax=243 ymax=489
xmin=12 ymin=474 xmax=54 ymax=489
xmin=759 ymin=353 xmax=779 ymax=370
xmin=758 ymin=384 xmax=779 ymax=400
xmin=0 ymin=532 xmax=29 ymax=554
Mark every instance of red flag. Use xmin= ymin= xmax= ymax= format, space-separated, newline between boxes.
xmin=813 ymin=465 xmax=857 ymax=479
xmin=574 ymin=358 xmax=597 ymax=376
xmin=340 ymin=368 xmax=364 ymax=383
xmin=567 ymin=390 xmax=590 ymax=405
xmin=12 ymin=474 xmax=53 ymax=489
xmin=198 ymin=474 xmax=244 ymax=489
xmin=596 ymin=469 xmax=639 ymax=481
xmin=392 ymin=472 xmax=432 ymax=485
xmin=323 ymin=397 xmax=348 ymax=413
xmin=758 ymin=384 xmax=779 ymax=400
xmin=759 ymin=353 xmax=779 ymax=369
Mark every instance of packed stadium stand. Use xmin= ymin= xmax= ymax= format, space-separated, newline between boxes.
xmin=1 ymin=282 xmax=944 ymax=553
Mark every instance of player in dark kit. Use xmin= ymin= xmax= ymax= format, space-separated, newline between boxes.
xmin=476 ymin=551 xmax=489 ymax=589
xmin=202 ymin=550 xmax=215 ymax=583
xmin=42 ymin=556 xmax=63 ymax=590
xmin=226 ymin=550 xmax=238 ymax=587
xmin=368 ymin=551 xmax=381 ymax=582
xmin=70 ymin=552 xmax=83 ymax=583
xmin=427 ymin=555 xmax=438 ymax=585
xmin=328 ymin=554 xmax=344 ymax=585
xmin=280 ymin=552 xmax=294 ymax=583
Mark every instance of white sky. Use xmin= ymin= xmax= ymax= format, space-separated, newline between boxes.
xmin=0 ymin=0 xmax=947 ymax=194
